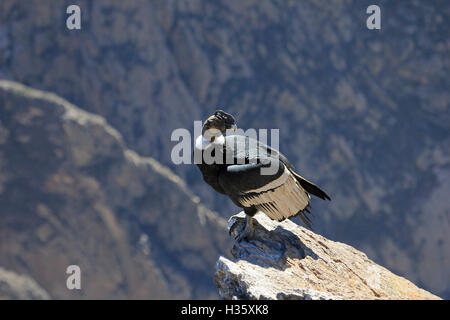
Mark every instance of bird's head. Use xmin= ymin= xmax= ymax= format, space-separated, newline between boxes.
xmin=202 ymin=110 xmax=237 ymax=141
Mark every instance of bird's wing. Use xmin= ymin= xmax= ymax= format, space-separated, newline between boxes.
xmin=257 ymin=141 xmax=296 ymax=171
xmin=218 ymin=157 xmax=313 ymax=227
xmin=234 ymin=135 xmax=330 ymax=201
xmin=224 ymin=134 xmax=295 ymax=170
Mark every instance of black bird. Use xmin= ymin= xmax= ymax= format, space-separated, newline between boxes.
xmin=195 ymin=110 xmax=330 ymax=241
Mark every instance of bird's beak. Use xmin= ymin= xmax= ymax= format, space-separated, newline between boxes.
xmin=231 ymin=124 xmax=237 ymax=131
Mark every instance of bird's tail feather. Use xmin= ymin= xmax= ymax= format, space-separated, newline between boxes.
xmin=291 ymin=171 xmax=331 ymax=201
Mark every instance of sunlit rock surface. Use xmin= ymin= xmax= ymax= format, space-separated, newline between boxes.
xmin=215 ymin=212 xmax=441 ymax=300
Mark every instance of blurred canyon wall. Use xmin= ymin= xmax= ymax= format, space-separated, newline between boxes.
xmin=0 ymin=0 xmax=449 ymax=298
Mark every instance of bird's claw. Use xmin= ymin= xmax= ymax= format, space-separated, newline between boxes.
xmin=235 ymin=217 xmax=255 ymax=242
xmin=228 ymin=219 xmax=241 ymax=237
xmin=228 ymin=215 xmax=255 ymax=242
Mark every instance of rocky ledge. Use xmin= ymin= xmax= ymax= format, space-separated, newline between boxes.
xmin=215 ymin=212 xmax=441 ymax=300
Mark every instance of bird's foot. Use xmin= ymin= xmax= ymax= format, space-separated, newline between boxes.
xmin=233 ymin=215 xmax=255 ymax=243
xmin=229 ymin=218 xmax=243 ymax=238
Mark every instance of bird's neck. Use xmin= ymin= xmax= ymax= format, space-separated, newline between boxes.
xmin=195 ymin=134 xmax=225 ymax=150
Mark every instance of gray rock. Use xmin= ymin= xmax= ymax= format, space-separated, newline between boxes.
xmin=215 ymin=212 xmax=441 ymax=300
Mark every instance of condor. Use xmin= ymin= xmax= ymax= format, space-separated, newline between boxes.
xmin=195 ymin=110 xmax=330 ymax=241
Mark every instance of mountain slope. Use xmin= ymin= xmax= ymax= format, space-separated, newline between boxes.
xmin=0 ymin=80 xmax=230 ymax=299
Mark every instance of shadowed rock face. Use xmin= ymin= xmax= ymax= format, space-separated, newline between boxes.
xmin=215 ymin=212 xmax=441 ymax=300
xmin=0 ymin=81 xmax=230 ymax=299
xmin=0 ymin=0 xmax=449 ymax=298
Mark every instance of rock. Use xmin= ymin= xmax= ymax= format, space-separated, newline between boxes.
xmin=215 ymin=212 xmax=441 ymax=300
xmin=0 ymin=267 xmax=50 ymax=300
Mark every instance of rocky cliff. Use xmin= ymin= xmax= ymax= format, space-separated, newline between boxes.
xmin=0 ymin=80 xmax=230 ymax=299
xmin=0 ymin=267 xmax=50 ymax=300
xmin=215 ymin=212 xmax=441 ymax=300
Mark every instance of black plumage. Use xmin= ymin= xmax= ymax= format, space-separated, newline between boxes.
xmin=195 ymin=110 xmax=330 ymax=240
